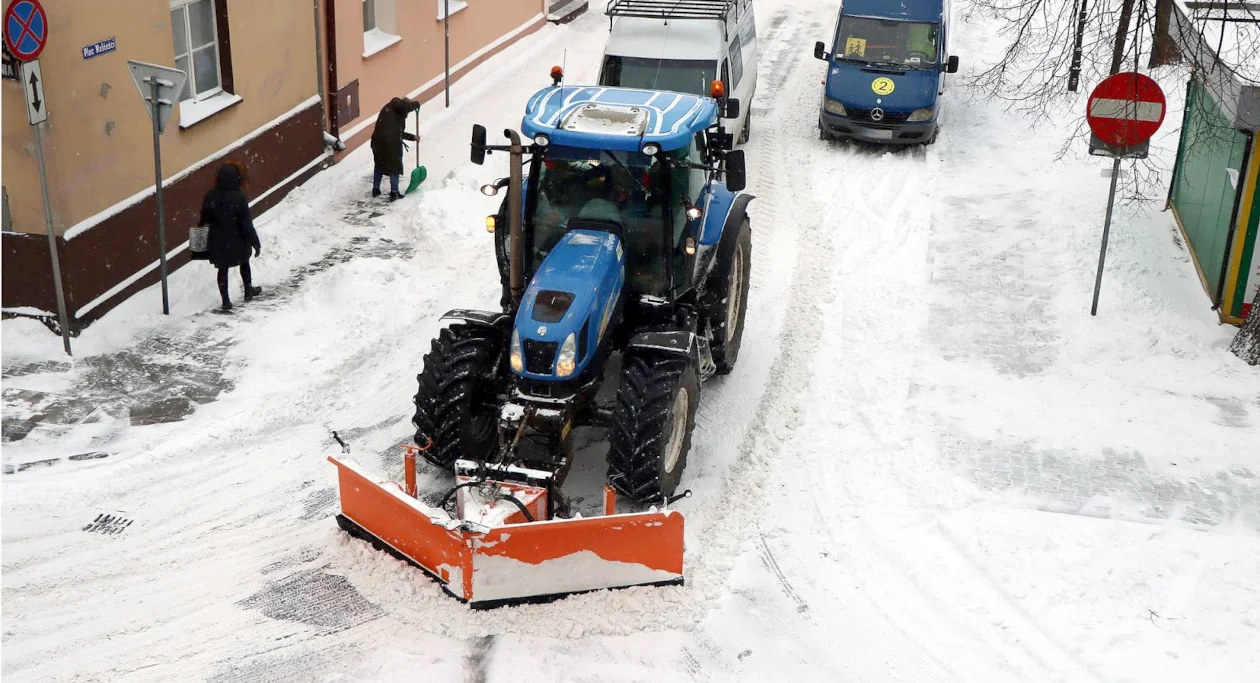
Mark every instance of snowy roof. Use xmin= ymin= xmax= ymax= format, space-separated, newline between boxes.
xmin=521 ymin=86 xmax=718 ymax=153
xmin=1172 ymin=0 xmax=1260 ymax=130
xmin=604 ymin=16 xmax=726 ymax=61
xmin=1178 ymin=1 xmax=1260 ymax=83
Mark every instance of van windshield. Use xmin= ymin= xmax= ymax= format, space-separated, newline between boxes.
xmin=833 ymin=17 xmax=939 ymax=69
xmin=599 ymin=55 xmax=716 ymax=96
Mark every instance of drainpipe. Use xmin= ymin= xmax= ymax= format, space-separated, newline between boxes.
xmin=324 ymin=0 xmax=340 ymax=141
xmin=314 ymin=0 xmax=327 ymax=131
xmin=315 ymin=0 xmax=345 ymax=150
xmin=1212 ymin=130 xmax=1254 ymax=313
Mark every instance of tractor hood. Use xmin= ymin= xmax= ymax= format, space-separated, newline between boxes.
xmin=513 ymin=229 xmax=625 ymax=380
xmin=825 ymin=63 xmax=938 ymax=113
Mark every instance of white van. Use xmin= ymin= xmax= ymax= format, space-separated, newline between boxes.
xmin=598 ymin=0 xmax=758 ymax=144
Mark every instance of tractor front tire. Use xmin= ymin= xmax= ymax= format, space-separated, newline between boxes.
xmin=707 ymin=217 xmax=752 ymax=374
xmin=607 ymin=353 xmax=700 ymax=504
xmin=412 ymin=324 xmax=503 ymax=470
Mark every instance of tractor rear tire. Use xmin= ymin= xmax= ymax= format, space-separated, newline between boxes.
xmin=607 ymin=353 xmax=700 ymax=504
xmin=707 ymin=217 xmax=752 ymax=374
xmin=412 ymin=324 xmax=503 ymax=470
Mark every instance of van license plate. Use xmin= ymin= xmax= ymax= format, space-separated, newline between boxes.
xmin=868 ymin=129 xmax=893 ymax=140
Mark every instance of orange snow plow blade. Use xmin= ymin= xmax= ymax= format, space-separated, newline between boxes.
xmin=328 ymin=455 xmax=684 ymax=608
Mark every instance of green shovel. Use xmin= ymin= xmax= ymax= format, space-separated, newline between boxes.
xmin=405 ymin=109 xmax=427 ymax=195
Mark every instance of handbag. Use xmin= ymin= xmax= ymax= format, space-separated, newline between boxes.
xmin=190 ymin=225 xmax=210 ymax=260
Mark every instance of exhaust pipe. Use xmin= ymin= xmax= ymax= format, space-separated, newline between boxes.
xmin=505 ymin=129 xmax=525 ymax=310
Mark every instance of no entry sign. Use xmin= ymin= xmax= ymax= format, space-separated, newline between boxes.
xmin=4 ymin=0 xmax=46 ymax=61
xmin=1086 ymin=72 xmax=1166 ymax=148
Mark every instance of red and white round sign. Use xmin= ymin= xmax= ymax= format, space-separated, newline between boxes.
xmin=1086 ymin=72 xmax=1166 ymax=147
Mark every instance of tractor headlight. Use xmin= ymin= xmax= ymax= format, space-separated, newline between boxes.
xmin=824 ymin=98 xmax=846 ymax=116
xmin=510 ymin=329 xmax=524 ymax=373
xmin=908 ymin=107 xmax=935 ymax=122
xmin=556 ymin=332 xmax=577 ymax=377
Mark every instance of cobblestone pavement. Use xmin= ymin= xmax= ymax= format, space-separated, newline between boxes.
xmin=2 ymin=199 xmax=413 ymax=473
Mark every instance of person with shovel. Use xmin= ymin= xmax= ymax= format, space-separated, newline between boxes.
xmin=370 ymin=97 xmax=423 ymax=200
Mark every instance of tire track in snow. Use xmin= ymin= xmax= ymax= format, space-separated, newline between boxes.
xmin=789 ymin=118 xmax=1109 ymax=682
xmin=756 ymin=536 xmax=808 ymax=612
xmin=679 ymin=2 xmax=839 ymax=613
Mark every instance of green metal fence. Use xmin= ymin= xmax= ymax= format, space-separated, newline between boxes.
xmin=1171 ymin=78 xmax=1249 ymax=299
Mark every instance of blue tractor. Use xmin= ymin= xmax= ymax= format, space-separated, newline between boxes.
xmin=412 ymin=71 xmax=753 ymax=506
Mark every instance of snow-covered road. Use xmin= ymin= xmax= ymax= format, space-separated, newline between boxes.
xmin=4 ymin=1 xmax=1259 ymax=681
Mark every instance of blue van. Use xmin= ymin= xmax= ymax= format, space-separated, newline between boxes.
xmin=813 ymin=0 xmax=959 ymax=145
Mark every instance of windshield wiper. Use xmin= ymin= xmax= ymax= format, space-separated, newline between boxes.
xmin=601 ymin=150 xmax=650 ymax=196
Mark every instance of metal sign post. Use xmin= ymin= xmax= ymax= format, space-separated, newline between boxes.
xmin=125 ymin=60 xmax=186 ymax=315
xmin=1091 ymin=157 xmax=1123 ymax=316
xmin=23 ymin=58 xmax=71 ymax=354
xmin=1083 ymin=72 xmax=1167 ymax=316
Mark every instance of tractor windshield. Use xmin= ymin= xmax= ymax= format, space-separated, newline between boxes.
xmin=531 ymin=145 xmax=680 ymax=294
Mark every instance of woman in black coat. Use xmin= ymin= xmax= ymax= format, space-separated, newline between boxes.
xmin=200 ymin=161 xmax=261 ymax=311
xmin=370 ymin=97 xmax=420 ymax=200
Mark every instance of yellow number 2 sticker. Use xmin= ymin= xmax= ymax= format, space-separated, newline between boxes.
xmin=844 ymin=37 xmax=866 ymax=56
xmin=871 ymin=77 xmax=895 ymax=95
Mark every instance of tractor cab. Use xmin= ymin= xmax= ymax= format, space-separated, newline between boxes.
xmin=530 ymin=142 xmax=686 ymax=295
xmin=481 ymin=79 xmax=745 ymax=302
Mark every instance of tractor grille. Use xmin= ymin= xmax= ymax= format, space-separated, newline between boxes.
xmin=848 ymin=108 xmax=910 ymax=124
xmin=522 ymin=339 xmax=557 ymax=375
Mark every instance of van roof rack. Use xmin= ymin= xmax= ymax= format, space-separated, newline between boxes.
xmin=605 ymin=0 xmax=737 ymax=26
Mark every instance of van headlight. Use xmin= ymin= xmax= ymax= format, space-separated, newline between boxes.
xmin=556 ymin=332 xmax=577 ymax=377
xmin=824 ymin=98 xmax=847 ymax=116
xmin=510 ymin=329 xmax=524 ymax=373
xmin=908 ymin=107 xmax=935 ymax=122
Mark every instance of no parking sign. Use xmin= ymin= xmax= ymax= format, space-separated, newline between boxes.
xmin=4 ymin=0 xmax=47 ymax=61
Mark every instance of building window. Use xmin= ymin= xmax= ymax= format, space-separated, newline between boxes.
xmin=170 ymin=0 xmax=240 ymax=128
xmin=436 ymin=0 xmax=469 ymax=20
xmin=170 ymin=0 xmax=223 ymax=102
xmin=363 ymin=0 xmax=400 ymax=58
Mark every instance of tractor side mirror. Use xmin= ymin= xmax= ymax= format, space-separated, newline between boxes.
xmin=471 ymin=124 xmax=488 ymax=165
xmin=723 ymin=97 xmax=741 ymax=120
xmin=814 ymin=41 xmax=829 ymax=61
xmin=945 ymin=55 xmax=959 ymax=73
xmin=725 ymin=150 xmax=747 ymax=192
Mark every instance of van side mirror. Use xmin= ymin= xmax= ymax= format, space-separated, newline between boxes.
xmin=724 ymin=150 xmax=747 ymax=192
xmin=945 ymin=55 xmax=959 ymax=73
xmin=471 ymin=124 xmax=488 ymax=165
xmin=813 ymin=41 xmax=829 ymax=61
xmin=723 ymin=97 xmax=740 ymax=119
